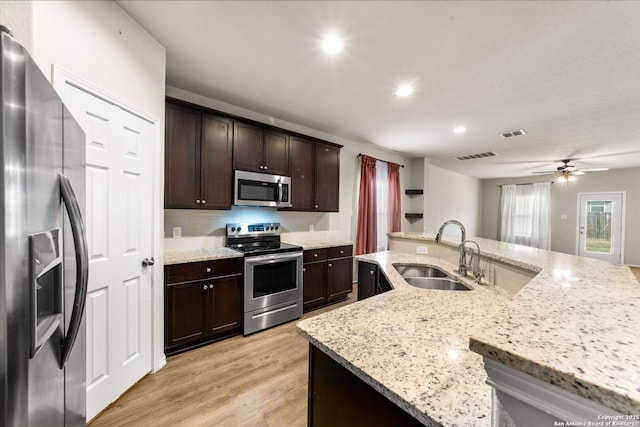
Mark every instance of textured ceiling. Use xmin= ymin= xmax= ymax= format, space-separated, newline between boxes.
xmin=118 ymin=1 xmax=640 ymax=178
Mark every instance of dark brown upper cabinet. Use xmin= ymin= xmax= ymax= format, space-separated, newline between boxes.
xmin=288 ymin=136 xmax=315 ymax=211
xmin=314 ymin=141 xmax=340 ymax=212
xmin=233 ymin=121 xmax=289 ymax=176
xmin=283 ymin=136 xmax=340 ymax=212
xmin=165 ymin=102 xmax=232 ymax=209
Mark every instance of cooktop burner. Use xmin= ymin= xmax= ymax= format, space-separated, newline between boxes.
xmin=225 ymin=222 xmax=302 ymax=257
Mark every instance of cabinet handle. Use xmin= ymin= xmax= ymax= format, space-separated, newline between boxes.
xmin=315 ymin=204 xmax=319 ymax=209
xmin=196 ymin=199 xmax=201 ymax=204
xmin=328 ymin=263 xmax=332 ymax=267
xmin=369 ymin=270 xmax=375 ymax=275
xmin=201 ymin=199 xmax=206 ymax=204
xmin=203 ymin=284 xmax=208 ymax=290
xmin=314 ymin=253 xmax=318 ymax=257
xmin=206 ymin=267 xmax=212 ymax=273
xmin=303 ymin=268 xmax=306 ymax=272
xmin=340 ymin=250 xmax=344 ymax=254
xmin=209 ymin=284 xmax=214 ymax=290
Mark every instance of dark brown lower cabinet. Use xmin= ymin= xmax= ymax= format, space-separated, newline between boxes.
xmin=165 ymin=258 xmax=242 ymax=356
xmin=357 ymin=261 xmax=392 ymax=301
xmin=303 ymin=245 xmax=353 ymax=312
xmin=308 ymin=345 xmax=424 ymax=427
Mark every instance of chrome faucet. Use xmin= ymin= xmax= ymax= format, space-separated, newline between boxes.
xmin=461 ymin=240 xmax=484 ymax=283
xmin=434 ymin=220 xmax=467 ymax=275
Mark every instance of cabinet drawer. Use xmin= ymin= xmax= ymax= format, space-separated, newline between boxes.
xmin=304 ymin=249 xmax=327 ymax=263
xmin=328 ymin=245 xmax=352 ymax=259
xmin=166 ymin=257 xmax=243 ymax=284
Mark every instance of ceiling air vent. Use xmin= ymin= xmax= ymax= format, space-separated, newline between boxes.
xmin=501 ymin=129 xmax=526 ymax=138
xmin=455 ymin=151 xmax=498 ymax=161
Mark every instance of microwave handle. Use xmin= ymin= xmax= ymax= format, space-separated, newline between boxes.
xmin=277 ymin=179 xmax=283 ymax=206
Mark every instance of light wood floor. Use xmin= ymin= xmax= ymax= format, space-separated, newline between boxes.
xmin=631 ymin=267 xmax=640 ymax=282
xmin=89 ymin=291 xmax=357 ymax=427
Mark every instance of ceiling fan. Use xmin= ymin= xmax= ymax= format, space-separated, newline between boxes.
xmin=532 ymin=159 xmax=609 ymax=183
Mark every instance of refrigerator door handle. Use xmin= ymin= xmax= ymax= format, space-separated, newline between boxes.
xmin=59 ymin=174 xmax=89 ymax=368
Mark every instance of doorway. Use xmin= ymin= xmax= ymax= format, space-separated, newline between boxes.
xmin=577 ymin=192 xmax=625 ymax=264
xmin=54 ymin=69 xmax=156 ymax=420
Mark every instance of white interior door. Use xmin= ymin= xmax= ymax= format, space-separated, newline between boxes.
xmin=61 ymin=83 xmax=154 ymax=419
xmin=577 ymin=192 xmax=625 ymax=264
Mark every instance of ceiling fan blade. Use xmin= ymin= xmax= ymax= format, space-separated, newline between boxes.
xmin=581 ymin=167 xmax=609 ymax=172
xmin=532 ymin=171 xmax=557 ymax=174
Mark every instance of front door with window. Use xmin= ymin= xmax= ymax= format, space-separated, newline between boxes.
xmin=577 ymin=192 xmax=625 ymax=264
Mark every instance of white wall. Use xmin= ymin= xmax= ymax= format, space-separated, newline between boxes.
xmin=27 ymin=1 xmax=167 ymax=371
xmin=424 ymin=163 xmax=482 ymax=238
xmin=0 ymin=1 xmax=32 ymax=51
xmin=164 ymin=86 xmax=413 ymax=249
xmin=480 ymin=167 xmax=640 ymax=266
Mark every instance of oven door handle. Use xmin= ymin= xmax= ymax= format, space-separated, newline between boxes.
xmin=245 ymin=252 xmax=302 ymax=265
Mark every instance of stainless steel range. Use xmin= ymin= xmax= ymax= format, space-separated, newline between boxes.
xmin=226 ymin=223 xmax=303 ymax=335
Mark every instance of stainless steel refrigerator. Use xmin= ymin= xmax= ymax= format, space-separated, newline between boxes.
xmin=0 ymin=26 xmax=88 ymax=426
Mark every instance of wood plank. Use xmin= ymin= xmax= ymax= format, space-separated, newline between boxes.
xmin=89 ymin=287 xmax=357 ymax=426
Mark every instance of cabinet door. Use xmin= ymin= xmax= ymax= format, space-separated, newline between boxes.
xmin=357 ymin=262 xmax=378 ymax=301
xmin=233 ymin=121 xmax=264 ymax=172
xmin=166 ymin=280 xmax=207 ymax=348
xmin=264 ymin=130 xmax=289 ymax=175
xmin=287 ymin=136 xmax=314 ymax=211
xmin=327 ymin=257 xmax=352 ymax=301
xmin=200 ymin=114 xmax=232 ymax=209
xmin=303 ymin=262 xmax=326 ymax=312
xmin=207 ymin=275 xmax=242 ymax=335
xmin=314 ymin=142 xmax=340 ymax=212
xmin=165 ymin=103 xmax=200 ymax=208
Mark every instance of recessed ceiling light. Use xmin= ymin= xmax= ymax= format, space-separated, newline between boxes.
xmin=322 ymin=34 xmax=344 ymax=55
xmin=453 ymin=126 xmax=466 ymax=134
xmin=395 ymin=85 xmax=413 ymax=97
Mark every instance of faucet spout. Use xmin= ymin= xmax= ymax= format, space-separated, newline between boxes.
xmin=434 ymin=220 xmax=466 ymax=244
xmin=434 ymin=220 xmax=468 ymax=275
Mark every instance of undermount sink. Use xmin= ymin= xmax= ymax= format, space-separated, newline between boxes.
xmin=393 ymin=265 xmax=449 ymax=278
xmin=403 ymin=277 xmax=471 ymax=291
xmin=393 ymin=264 xmax=472 ymax=291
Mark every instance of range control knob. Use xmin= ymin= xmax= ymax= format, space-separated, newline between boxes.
xmin=231 ymin=227 xmax=236 ymax=232
xmin=275 ymin=225 xmax=279 ymax=230
xmin=237 ymin=226 xmax=242 ymax=232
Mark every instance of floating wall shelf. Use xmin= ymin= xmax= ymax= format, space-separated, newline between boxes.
xmin=404 ymin=213 xmax=423 ymax=219
xmin=405 ymin=189 xmax=424 ymax=196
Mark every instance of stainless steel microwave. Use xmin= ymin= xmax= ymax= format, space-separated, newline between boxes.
xmin=234 ymin=170 xmax=292 ymax=208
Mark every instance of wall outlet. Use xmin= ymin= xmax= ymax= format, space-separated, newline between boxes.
xmin=416 ymin=246 xmax=428 ymax=254
xmin=172 ymin=227 xmax=182 ymax=239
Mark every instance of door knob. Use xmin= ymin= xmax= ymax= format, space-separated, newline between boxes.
xmin=142 ymin=257 xmax=155 ymax=267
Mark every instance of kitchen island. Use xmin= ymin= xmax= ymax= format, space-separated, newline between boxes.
xmin=296 ymin=234 xmax=640 ymax=425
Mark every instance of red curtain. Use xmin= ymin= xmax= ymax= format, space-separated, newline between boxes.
xmin=355 ymin=155 xmax=377 ymax=255
xmin=387 ymin=162 xmax=401 ymax=233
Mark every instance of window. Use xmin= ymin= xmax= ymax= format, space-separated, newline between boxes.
xmin=375 ymin=160 xmax=389 ymax=251
xmin=499 ymin=182 xmax=551 ymax=249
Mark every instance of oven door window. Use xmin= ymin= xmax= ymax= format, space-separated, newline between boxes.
xmin=238 ymin=179 xmax=277 ymax=203
xmin=252 ymin=259 xmax=297 ymax=298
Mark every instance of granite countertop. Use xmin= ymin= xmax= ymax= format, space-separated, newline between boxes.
xmin=163 ymin=237 xmax=353 ymax=265
xmin=281 ymin=235 xmax=353 ymax=250
xmin=390 ymin=232 xmax=640 ymax=414
xmin=298 ymin=251 xmax=512 ymax=426
xmin=164 ymin=247 xmax=243 ymax=265
xmin=297 ymin=234 xmax=640 ymax=425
